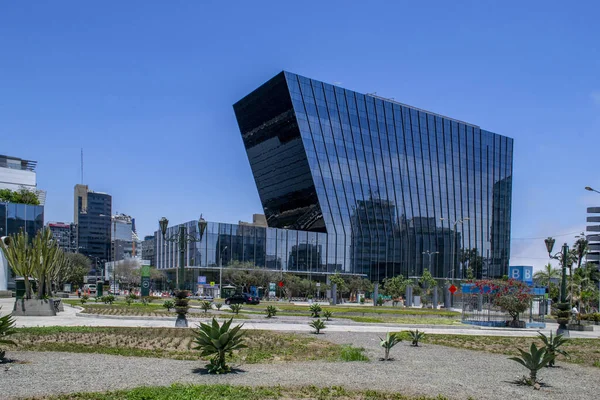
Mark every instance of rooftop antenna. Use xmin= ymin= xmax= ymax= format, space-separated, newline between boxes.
xmin=80 ymin=148 xmax=84 ymax=184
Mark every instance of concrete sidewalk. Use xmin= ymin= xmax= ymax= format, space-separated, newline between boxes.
xmin=1 ymin=298 xmax=597 ymax=338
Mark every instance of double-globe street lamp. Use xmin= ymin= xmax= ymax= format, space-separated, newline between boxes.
xmin=422 ymin=250 xmax=439 ymax=274
xmin=544 ymin=237 xmax=570 ymax=335
xmin=159 ymin=215 xmax=207 ymax=291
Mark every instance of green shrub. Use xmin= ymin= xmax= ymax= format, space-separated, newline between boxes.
xmin=80 ymin=294 xmax=89 ymax=304
xmin=309 ymin=319 xmax=326 ymax=334
xmin=201 ymin=301 xmax=212 ymax=315
xmin=323 ymin=310 xmax=333 ymax=321
xmin=509 ymin=343 xmax=554 ymax=385
xmin=125 ymin=297 xmax=133 ymax=306
xmin=409 ymin=329 xmax=425 ymax=347
xmin=360 ymin=297 xmax=366 ymax=304
xmin=174 ymin=290 xmax=190 ymax=315
xmin=128 ymin=293 xmax=139 ymax=300
xmin=0 ymin=307 xmax=17 ymax=361
xmin=340 ymin=345 xmax=369 ymax=361
xmin=101 ymin=295 xmax=115 ymax=305
xmin=265 ymin=305 xmax=277 ymax=318
xmin=192 ymin=318 xmax=246 ymax=374
xmin=309 ymin=303 xmax=322 ymax=318
xmin=94 ymin=296 xmax=100 ymax=303
xmin=163 ymin=300 xmax=175 ymax=312
xmin=376 ymin=297 xmax=384 ymax=306
xmin=538 ymin=331 xmax=569 ymax=367
xmin=229 ymin=303 xmax=242 ymax=315
xmin=379 ymin=332 xmax=402 ymax=360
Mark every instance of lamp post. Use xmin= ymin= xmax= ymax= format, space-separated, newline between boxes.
xmin=584 ymin=186 xmax=600 ymax=312
xmin=545 ymin=237 xmax=570 ymax=335
xmin=422 ymin=251 xmax=439 ymax=274
xmin=159 ymin=215 xmax=207 ymax=291
xmin=440 ymin=217 xmax=469 ymax=307
xmin=219 ymin=245 xmax=228 ymax=299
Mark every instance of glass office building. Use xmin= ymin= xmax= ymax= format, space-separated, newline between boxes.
xmin=156 ymin=72 xmax=513 ymax=282
xmin=0 ymin=202 xmax=44 ymax=238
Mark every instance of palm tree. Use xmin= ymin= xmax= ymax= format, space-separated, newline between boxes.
xmin=534 ymin=263 xmax=561 ymax=288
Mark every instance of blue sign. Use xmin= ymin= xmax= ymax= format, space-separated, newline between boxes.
xmin=509 ymin=266 xmax=533 ymax=285
xmin=197 ymin=276 xmax=206 ymax=284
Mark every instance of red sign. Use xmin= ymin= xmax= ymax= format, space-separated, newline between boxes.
xmin=449 ymin=284 xmax=457 ymax=294
xmin=278 ymin=281 xmax=284 ymax=287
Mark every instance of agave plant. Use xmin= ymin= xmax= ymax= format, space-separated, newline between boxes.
xmin=0 ymin=307 xmax=17 ymax=361
xmin=379 ymin=332 xmax=402 ymax=361
xmin=309 ymin=303 xmax=322 ymax=318
xmin=538 ymin=331 xmax=569 ymax=367
xmin=323 ymin=310 xmax=333 ymax=321
xmin=230 ymin=303 xmax=242 ymax=315
xmin=509 ymin=343 xmax=554 ymax=385
xmin=409 ymin=329 xmax=425 ymax=347
xmin=265 ymin=305 xmax=278 ymax=318
xmin=192 ymin=318 xmax=246 ymax=374
xmin=200 ymin=301 xmax=212 ymax=315
xmin=162 ymin=300 xmax=175 ymax=312
xmin=309 ymin=319 xmax=326 ymax=334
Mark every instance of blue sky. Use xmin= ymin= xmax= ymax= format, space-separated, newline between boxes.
xmin=1 ymin=1 xmax=599 ymax=271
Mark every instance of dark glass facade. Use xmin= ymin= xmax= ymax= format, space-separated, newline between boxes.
xmin=0 ymin=202 xmax=44 ymax=238
xmin=234 ymin=72 xmax=513 ymax=280
xmin=155 ymin=72 xmax=513 ymax=282
xmin=77 ymin=191 xmax=112 ymax=265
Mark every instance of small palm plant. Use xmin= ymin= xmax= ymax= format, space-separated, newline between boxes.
xmin=124 ymin=296 xmax=132 ymax=306
xmin=538 ymin=331 xmax=569 ymax=367
xmin=323 ymin=310 xmax=333 ymax=321
xmin=309 ymin=303 xmax=322 ymax=318
xmin=0 ymin=307 xmax=17 ymax=362
xmin=230 ymin=303 xmax=242 ymax=315
xmin=214 ymin=303 xmax=223 ymax=311
xmin=80 ymin=294 xmax=89 ymax=304
xmin=409 ymin=329 xmax=425 ymax=347
xmin=379 ymin=332 xmax=402 ymax=361
xmin=192 ymin=318 xmax=246 ymax=374
xmin=163 ymin=300 xmax=175 ymax=312
xmin=309 ymin=319 xmax=326 ymax=334
xmin=509 ymin=343 xmax=554 ymax=385
xmin=265 ymin=305 xmax=278 ymax=318
xmin=201 ymin=301 xmax=212 ymax=315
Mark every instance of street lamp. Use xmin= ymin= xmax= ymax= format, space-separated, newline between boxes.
xmin=585 ymin=186 xmax=600 ymax=194
xmin=219 ymin=245 xmax=228 ymax=299
xmin=159 ymin=215 xmax=207 ymax=291
xmin=440 ymin=217 xmax=469 ymax=308
xmin=422 ymin=250 xmax=439 ymax=274
xmin=545 ymin=237 xmax=570 ymax=335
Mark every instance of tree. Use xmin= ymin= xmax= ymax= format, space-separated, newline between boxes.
xmin=0 ymin=187 xmax=40 ymax=205
xmin=345 ymin=276 xmax=373 ymax=300
xmin=459 ymin=248 xmax=484 ymax=279
xmin=533 ymin=263 xmax=561 ymax=287
xmin=329 ymin=272 xmax=347 ymax=300
xmin=476 ymin=279 xmax=533 ymax=324
xmin=383 ymin=275 xmax=407 ymax=300
xmin=64 ymin=253 xmax=91 ymax=287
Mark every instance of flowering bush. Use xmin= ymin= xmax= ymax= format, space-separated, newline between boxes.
xmin=471 ymin=279 xmax=533 ymax=322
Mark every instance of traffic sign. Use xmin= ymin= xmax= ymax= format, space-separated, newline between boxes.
xmin=210 ymin=281 xmax=215 ymax=287
xmin=449 ymin=284 xmax=457 ymax=294
xmin=278 ymin=281 xmax=284 ymax=287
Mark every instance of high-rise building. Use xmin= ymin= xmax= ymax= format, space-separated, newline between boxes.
xmin=155 ymin=72 xmax=514 ymax=282
xmin=233 ymin=71 xmax=514 ymax=280
xmin=74 ymin=184 xmax=111 ymax=269
xmin=586 ymin=207 xmax=600 ymax=267
xmin=141 ymin=235 xmax=156 ymax=267
xmin=0 ymin=154 xmax=45 ymax=292
xmin=111 ymin=213 xmax=140 ymax=261
xmin=46 ymin=222 xmax=77 ymax=253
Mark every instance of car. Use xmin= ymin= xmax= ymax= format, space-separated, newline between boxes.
xmin=82 ymin=284 xmax=97 ymax=294
xmin=224 ymin=293 xmax=260 ymax=305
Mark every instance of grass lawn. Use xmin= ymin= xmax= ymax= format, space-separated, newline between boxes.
xmin=244 ymin=303 xmax=460 ymax=317
xmin=409 ymin=333 xmax=600 ymax=368
xmin=28 ymin=383 xmax=448 ymax=400
xmin=12 ymin=326 xmax=367 ymax=363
